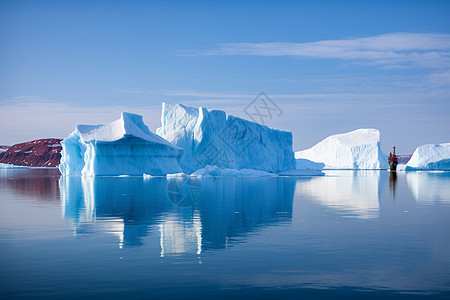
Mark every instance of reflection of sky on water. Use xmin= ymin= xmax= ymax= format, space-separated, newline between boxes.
xmin=406 ymin=171 xmax=450 ymax=205
xmin=295 ymin=170 xmax=384 ymax=219
xmin=0 ymin=168 xmax=60 ymax=202
xmin=59 ymin=176 xmax=295 ymax=256
xmin=2 ymin=169 xmax=450 ymax=298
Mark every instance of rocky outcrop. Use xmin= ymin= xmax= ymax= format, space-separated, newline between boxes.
xmin=397 ymin=155 xmax=412 ymax=165
xmin=0 ymin=139 xmax=62 ymax=167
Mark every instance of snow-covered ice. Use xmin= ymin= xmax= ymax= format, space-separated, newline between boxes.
xmin=59 ymin=112 xmax=183 ymax=176
xmin=406 ymin=143 xmax=450 ymax=170
xmin=295 ymin=129 xmax=388 ymax=169
xmin=397 ymin=164 xmax=407 ymax=171
xmin=156 ymin=103 xmax=296 ymax=174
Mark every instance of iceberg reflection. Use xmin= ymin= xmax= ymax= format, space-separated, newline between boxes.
xmin=0 ymin=168 xmax=60 ymax=202
xmin=406 ymin=171 xmax=450 ymax=205
xmin=296 ymin=170 xmax=383 ymax=219
xmin=59 ymin=176 xmax=296 ymax=255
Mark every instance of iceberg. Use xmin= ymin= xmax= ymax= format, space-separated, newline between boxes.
xmin=406 ymin=143 xmax=450 ymax=170
xmin=156 ymin=103 xmax=296 ymax=174
xmin=59 ymin=112 xmax=183 ymax=176
xmin=396 ymin=164 xmax=407 ymax=171
xmin=296 ymin=158 xmax=324 ymax=170
xmin=295 ymin=129 xmax=388 ymax=169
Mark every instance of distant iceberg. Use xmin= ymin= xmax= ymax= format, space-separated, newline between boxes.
xmin=295 ymin=129 xmax=388 ymax=169
xmin=156 ymin=103 xmax=296 ymax=174
xmin=59 ymin=112 xmax=183 ymax=176
xmin=296 ymin=158 xmax=324 ymax=171
xmin=406 ymin=143 xmax=450 ymax=170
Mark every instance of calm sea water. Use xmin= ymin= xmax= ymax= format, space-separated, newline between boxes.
xmin=0 ymin=169 xmax=449 ymax=299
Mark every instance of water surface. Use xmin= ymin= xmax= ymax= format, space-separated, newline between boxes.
xmin=1 ymin=169 xmax=449 ymax=299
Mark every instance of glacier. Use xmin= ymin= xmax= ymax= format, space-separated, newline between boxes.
xmin=406 ymin=143 xmax=450 ymax=170
xmin=59 ymin=112 xmax=183 ymax=176
xmin=295 ymin=129 xmax=388 ymax=169
xmin=156 ymin=103 xmax=296 ymax=174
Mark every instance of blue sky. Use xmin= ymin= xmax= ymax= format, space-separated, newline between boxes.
xmin=0 ymin=0 xmax=449 ymax=153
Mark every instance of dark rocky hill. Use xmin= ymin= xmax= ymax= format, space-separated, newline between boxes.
xmin=397 ymin=155 xmax=412 ymax=165
xmin=0 ymin=139 xmax=62 ymax=167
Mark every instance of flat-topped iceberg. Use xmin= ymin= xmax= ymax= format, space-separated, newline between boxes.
xmin=156 ymin=103 xmax=296 ymax=174
xmin=295 ymin=129 xmax=388 ymax=169
xmin=59 ymin=112 xmax=183 ymax=176
xmin=406 ymin=143 xmax=450 ymax=170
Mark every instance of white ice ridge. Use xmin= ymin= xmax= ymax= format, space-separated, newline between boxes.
xmin=156 ymin=103 xmax=296 ymax=174
xmin=59 ymin=112 xmax=183 ymax=176
xmin=406 ymin=143 xmax=450 ymax=170
xmin=295 ymin=128 xmax=388 ymax=169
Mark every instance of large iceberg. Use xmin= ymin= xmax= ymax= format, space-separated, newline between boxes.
xmin=156 ymin=103 xmax=296 ymax=174
xmin=295 ymin=129 xmax=388 ymax=169
xmin=59 ymin=112 xmax=183 ymax=176
xmin=406 ymin=143 xmax=450 ymax=170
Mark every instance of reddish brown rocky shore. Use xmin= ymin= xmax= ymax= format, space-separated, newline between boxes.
xmin=0 ymin=138 xmax=62 ymax=167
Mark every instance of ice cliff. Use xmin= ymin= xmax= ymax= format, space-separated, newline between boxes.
xmin=59 ymin=112 xmax=183 ymax=176
xmin=295 ymin=129 xmax=388 ymax=169
xmin=406 ymin=143 xmax=450 ymax=170
xmin=156 ymin=103 xmax=296 ymax=174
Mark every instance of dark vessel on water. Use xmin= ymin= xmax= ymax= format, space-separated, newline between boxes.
xmin=388 ymin=146 xmax=398 ymax=172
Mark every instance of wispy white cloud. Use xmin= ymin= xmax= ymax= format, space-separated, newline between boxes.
xmin=191 ymin=33 xmax=450 ymax=68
